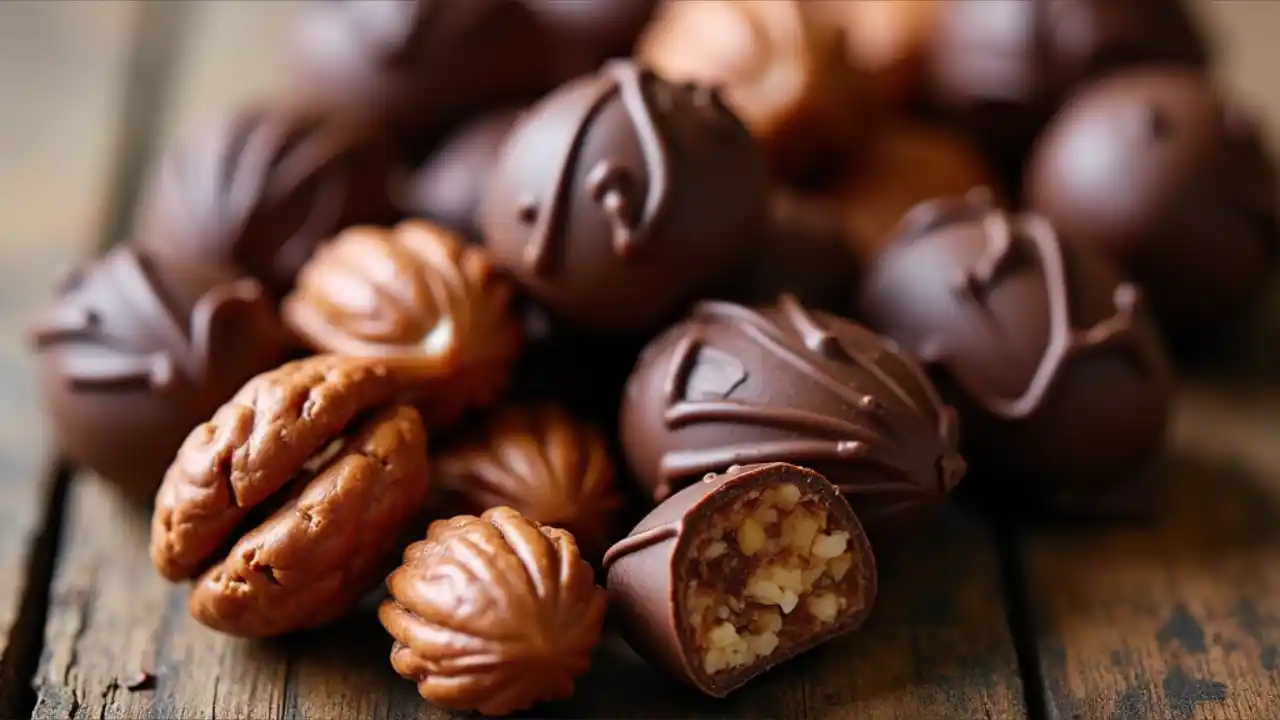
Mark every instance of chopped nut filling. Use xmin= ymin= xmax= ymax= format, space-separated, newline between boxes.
xmin=681 ymin=483 xmax=864 ymax=676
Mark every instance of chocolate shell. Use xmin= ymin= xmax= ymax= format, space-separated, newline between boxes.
xmin=638 ymin=0 xmax=876 ymax=183
xmin=619 ymin=294 xmax=965 ymax=541
xmin=30 ymin=245 xmax=287 ymax=501
xmin=399 ymin=107 xmax=522 ymax=241
xmin=859 ymin=191 xmax=1174 ymax=514
xmin=1026 ymin=68 xmax=1280 ymax=345
xmin=604 ymin=463 xmax=876 ymax=698
xmin=135 ymin=103 xmax=398 ymax=301
xmin=480 ymin=59 xmax=769 ymax=333
xmin=927 ymin=0 xmax=1210 ymax=178
xmin=289 ymin=0 xmax=554 ymax=155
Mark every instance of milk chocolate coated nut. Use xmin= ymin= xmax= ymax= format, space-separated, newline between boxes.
xmin=284 ymin=221 xmax=523 ymax=428
xmin=189 ymin=404 xmax=428 ymax=637
xmin=603 ymin=463 xmax=877 ymax=697
xmin=30 ymin=245 xmax=287 ymax=501
xmin=380 ymin=507 xmax=607 ymax=716
xmin=434 ymin=404 xmax=623 ymax=558
xmin=151 ymin=355 xmax=421 ymax=582
xmin=135 ymin=102 xmax=398 ymax=301
xmin=639 ymin=0 xmax=874 ymax=182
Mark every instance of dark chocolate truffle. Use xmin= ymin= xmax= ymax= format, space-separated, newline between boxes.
xmin=289 ymin=0 xmax=553 ymax=153
xmin=135 ymin=103 xmax=398 ymax=301
xmin=603 ymin=462 xmax=876 ymax=698
xmin=859 ymin=191 xmax=1174 ymax=514
xmin=30 ymin=245 xmax=287 ymax=501
xmin=480 ymin=59 xmax=769 ymax=333
xmin=619 ymin=294 xmax=965 ymax=540
xmin=399 ymin=107 xmax=522 ymax=240
xmin=638 ymin=0 xmax=876 ymax=182
xmin=1026 ymin=68 xmax=1280 ymax=344
xmin=521 ymin=0 xmax=658 ymax=80
xmin=928 ymin=0 xmax=1210 ymax=173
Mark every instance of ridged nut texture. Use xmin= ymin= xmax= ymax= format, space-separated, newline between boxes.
xmin=435 ymin=404 xmax=623 ymax=558
xmin=379 ymin=507 xmax=607 ymax=716
xmin=284 ymin=221 xmax=524 ymax=428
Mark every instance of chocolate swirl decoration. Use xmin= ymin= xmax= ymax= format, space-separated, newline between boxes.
xmin=651 ymin=295 xmax=965 ymax=515
xmin=899 ymin=189 xmax=1160 ymax=421
xmin=517 ymin=60 xmax=676 ymax=274
xmin=30 ymin=246 xmax=278 ymax=396
xmin=283 ymin=220 xmax=524 ymax=428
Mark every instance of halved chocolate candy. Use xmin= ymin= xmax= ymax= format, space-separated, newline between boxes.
xmin=603 ymin=462 xmax=877 ymax=697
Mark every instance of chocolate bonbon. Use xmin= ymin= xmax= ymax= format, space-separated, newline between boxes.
xmin=399 ymin=107 xmax=522 ymax=241
xmin=289 ymin=0 xmax=553 ymax=154
xmin=638 ymin=0 xmax=874 ymax=182
xmin=620 ymin=294 xmax=966 ymax=539
xmin=927 ymin=0 xmax=1210 ymax=173
xmin=1026 ymin=68 xmax=1280 ymax=344
xmin=810 ymin=0 xmax=939 ymax=107
xmin=283 ymin=221 xmax=524 ymax=428
xmin=859 ymin=192 xmax=1174 ymax=513
xmin=604 ymin=463 xmax=876 ymax=697
xmin=480 ymin=59 xmax=769 ymax=333
xmin=31 ymin=245 xmax=287 ymax=501
xmin=522 ymin=0 xmax=658 ymax=80
xmin=381 ymin=507 xmax=607 ymax=715
xmin=135 ymin=103 xmax=397 ymax=301
xmin=433 ymin=404 xmax=624 ymax=559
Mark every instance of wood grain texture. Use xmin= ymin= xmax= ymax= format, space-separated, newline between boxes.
xmin=0 ymin=2 xmax=139 ymax=714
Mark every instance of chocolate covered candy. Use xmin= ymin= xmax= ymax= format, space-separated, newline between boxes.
xmin=638 ymin=0 xmax=874 ymax=182
xmin=480 ymin=59 xmax=769 ymax=333
xmin=400 ymin=107 xmax=522 ymax=240
xmin=928 ymin=0 xmax=1210 ymax=172
xmin=283 ymin=221 xmax=524 ymax=428
xmin=604 ymin=463 xmax=876 ymax=697
xmin=522 ymin=0 xmax=658 ymax=80
xmin=381 ymin=507 xmax=607 ymax=715
xmin=289 ymin=0 xmax=554 ymax=154
xmin=433 ymin=404 xmax=624 ymax=559
xmin=1026 ymin=68 xmax=1280 ymax=345
xmin=809 ymin=0 xmax=940 ymax=108
xmin=135 ymin=103 xmax=397 ymax=301
xmin=859 ymin=192 xmax=1173 ymax=514
xmin=31 ymin=245 xmax=287 ymax=501
xmin=620 ymin=294 xmax=965 ymax=540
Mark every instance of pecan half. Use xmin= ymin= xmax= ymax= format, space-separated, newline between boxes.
xmin=150 ymin=354 xmax=430 ymax=637
xmin=379 ymin=507 xmax=607 ymax=716
xmin=283 ymin=221 xmax=523 ymax=428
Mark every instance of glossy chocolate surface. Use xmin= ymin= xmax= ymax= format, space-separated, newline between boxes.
xmin=860 ymin=192 xmax=1174 ymax=513
xmin=1026 ymin=68 xmax=1280 ymax=344
xmin=620 ymin=294 xmax=965 ymax=540
xmin=135 ymin=103 xmax=398 ymax=301
xmin=30 ymin=245 xmax=287 ymax=501
xmin=481 ymin=59 xmax=768 ymax=333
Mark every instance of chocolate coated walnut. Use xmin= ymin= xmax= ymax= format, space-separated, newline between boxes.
xmin=151 ymin=355 xmax=431 ymax=637
xmin=380 ymin=507 xmax=607 ymax=716
xmin=283 ymin=221 xmax=523 ymax=428
xmin=434 ymin=404 xmax=623 ymax=559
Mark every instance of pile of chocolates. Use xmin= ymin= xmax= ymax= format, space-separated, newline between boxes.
xmin=27 ymin=0 xmax=1280 ymax=715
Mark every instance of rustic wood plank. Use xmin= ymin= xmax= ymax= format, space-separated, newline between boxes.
xmin=0 ymin=2 xmax=143 ymax=715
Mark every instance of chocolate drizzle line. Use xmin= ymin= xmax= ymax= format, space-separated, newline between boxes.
xmin=938 ymin=207 xmax=1151 ymax=420
xmin=654 ymin=295 xmax=955 ymax=502
xmin=520 ymin=60 xmax=671 ymax=274
xmin=602 ymin=520 xmax=681 ymax=571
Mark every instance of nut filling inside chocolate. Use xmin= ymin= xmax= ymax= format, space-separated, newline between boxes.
xmin=681 ymin=482 xmax=864 ymax=676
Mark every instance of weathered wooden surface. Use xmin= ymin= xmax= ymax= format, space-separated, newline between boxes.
xmin=0 ymin=3 xmax=142 ymax=716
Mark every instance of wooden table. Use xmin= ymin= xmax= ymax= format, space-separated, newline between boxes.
xmin=1 ymin=2 xmax=1277 ymax=718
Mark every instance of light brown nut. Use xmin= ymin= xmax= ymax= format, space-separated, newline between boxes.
xmin=379 ymin=507 xmax=607 ymax=716
xmin=190 ymin=403 xmax=428 ymax=637
xmin=434 ymin=404 xmax=623 ymax=560
xmin=283 ymin=220 xmax=523 ymax=428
